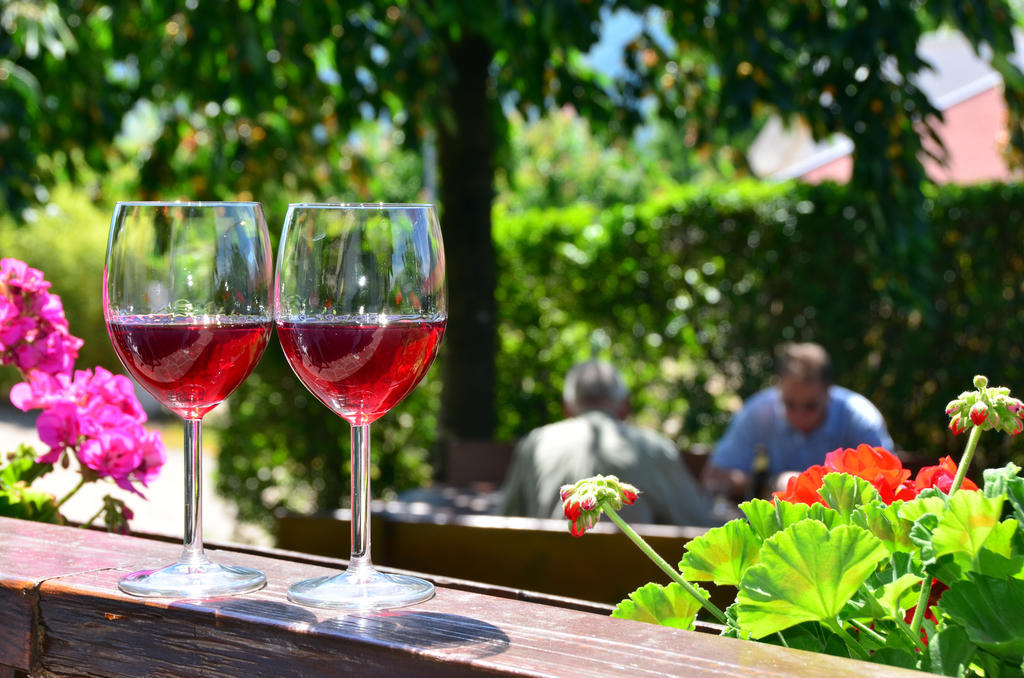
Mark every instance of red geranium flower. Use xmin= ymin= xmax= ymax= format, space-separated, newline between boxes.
xmin=914 ymin=456 xmax=979 ymax=493
xmin=774 ymin=464 xmax=829 ymax=505
xmin=824 ymin=444 xmax=915 ymax=503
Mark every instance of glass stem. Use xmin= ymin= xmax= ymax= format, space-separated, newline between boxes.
xmin=182 ymin=418 xmax=206 ymax=564
xmin=349 ymin=423 xmax=374 ymax=575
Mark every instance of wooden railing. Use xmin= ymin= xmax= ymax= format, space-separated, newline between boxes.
xmin=0 ymin=516 xmax=939 ymax=677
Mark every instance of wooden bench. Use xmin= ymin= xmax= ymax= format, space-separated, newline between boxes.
xmin=0 ymin=516 xmax=932 ymax=677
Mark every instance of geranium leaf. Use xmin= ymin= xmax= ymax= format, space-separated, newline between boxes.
xmin=899 ymin=495 xmax=948 ymax=524
xmin=740 ymin=498 xmax=809 ymax=540
xmin=0 ymin=444 xmax=52 ymax=486
xmin=762 ymin=621 xmax=847 ymax=656
xmin=985 ymin=463 xmax=1024 ymax=526
xmin=679 ymin=518 xmax=761 ymax=586
xmin=870 ymin=572 xmax=923 ymax=619
xmin=734 ymin=520 xmax=888 ymax=639
xmin=938 ymin=574 xmax=1024 ymax=660
xmin=868 ymin=648 xmax=919 ymax=670
xmin=923 ymin=623 xmax=976 ymax=678
xmin=975 ymin=547 xmax=1024 ymax=579
xmin=611 ymin=581 xmax=703 ymax=630
xmin=807 ymin=502 xmax=843 ymax=528
xmin=859 ymin=500 xmax=915 ymax=552
xmin=0 ymin=482 xmax=60 ymax=523
xmin=932 ymin=491 xmax=1004 ymax=570
xmin=818 ymin=472 xmax=881 ymax=520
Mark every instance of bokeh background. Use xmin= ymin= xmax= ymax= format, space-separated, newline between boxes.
xmin=4 ymin=1 xmax=1024 ymax=536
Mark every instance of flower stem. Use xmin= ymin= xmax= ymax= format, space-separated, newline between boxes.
xmin=826 ymin=618 xmax=869 ymax=661
xmin=80 ymin=504 xmax=105 ymax=529
xmin=848 ymin=618 xmax=887 ymax=646
xmin=54 ymin=476 xmax=87 ymax=510
xmin=604 ymin=506 xmax=728 ymax=625
xmin=950 ymin=424 xmax=983 ymax=493
xmin=909 ymin=577 xmax=933 ymax=637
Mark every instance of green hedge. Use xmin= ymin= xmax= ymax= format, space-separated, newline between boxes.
xmin=494 ymin=180 xmax=1024 ymax=468
xmin=0 ymin=185 xmax=118 ymax=390
xmin=215 ymin=180 xmax=1024 ymax=528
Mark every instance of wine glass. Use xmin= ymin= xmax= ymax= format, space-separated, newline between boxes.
xmin=275 ymin=203 xmax=446 ymax=609
xmin=104 ymin=201 xmax=274 ymax=597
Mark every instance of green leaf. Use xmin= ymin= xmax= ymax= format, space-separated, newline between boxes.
xmin=0 ymin=483 xmax=60 ymax=523
xmin=0 ymin=444 xmax=53 ymax=486
xmin=760 ymin=621 xmax=847 ymax=657
xmin=867 ymin=647 xmax=919 ymax=670
xmin=873 ymin=573 xmax=923 ymax=618
xmin=923 ymin=623 xmax=975 ymax=677
xmin=931 ymin=491 xmax=1004 ymax=570
xmin=985 ymin=463 xmax=1024 ymax=527
xmin=939 ymin=575 xmax=1024 ymax=660
xmin=859 ymin=500 xmax=916 ymax=552
xmin=740 ymin=498 xmax=809 ymax=540
xmin=899 ymin=495 xmax=948 ymax=524
xmin=734 ymin=521 xmax=888 ymax=639
xmin=807 ymin=502 xmax=843 ymax=528
xmin=818 ymin=472 xmax=882 ymax=520
xmin=611 ymin=581 xmax=704 ymax=630
xmin=679 ymin=518 xmax=761 ymax=586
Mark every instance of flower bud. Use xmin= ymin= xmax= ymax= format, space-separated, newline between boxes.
xmin=944 ymin=400 xmax=962 ymax=416
xmin=949 ymin=414 xmax=965 ymax=435
xmin=970 ymin=402 xmax=988 ymax=426
xmin=974 ymin=375 xmax=989 ymax=389
xmin=559 ymin=486 xmax=574 ymax=502
xmin=580 ymin=495 xmax=598 ymax=511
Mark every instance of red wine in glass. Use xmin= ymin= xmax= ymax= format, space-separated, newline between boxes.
xmin=108 ymin=316 xmax=271 ymax=420
xmin=104 ymin=200 xmax=273 ymax=598
xmin=276 ymin=202 xmax=446 ymax=610
xmin=277 ymin=317 xmax=445 ymax=425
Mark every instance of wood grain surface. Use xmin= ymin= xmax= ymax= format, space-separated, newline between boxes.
xmin=0 ymin=517 xmax=936 ymax=677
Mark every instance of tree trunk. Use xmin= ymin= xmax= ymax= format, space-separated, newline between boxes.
xmin=437 ymin=36 xmax=497 ymax=451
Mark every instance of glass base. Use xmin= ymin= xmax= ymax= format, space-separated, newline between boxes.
xmin=287 ymin=567 xmax=435 ymax=610
xmin=118 ymin=558 xmax=267 ymax=598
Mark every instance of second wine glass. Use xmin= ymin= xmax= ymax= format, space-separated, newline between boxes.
xmin=275 ymin=203 xmax=446 ymax=609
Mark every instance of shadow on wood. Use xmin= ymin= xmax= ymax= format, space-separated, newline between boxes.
xmin=275 ymin=504 xmax=734 ymax=610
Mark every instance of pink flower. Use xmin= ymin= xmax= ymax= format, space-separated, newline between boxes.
xmin=0 ymin=258 xmax=81 ymax=377
xmin=79 ymin=430 xmax=144 ymax=493
xmin=35 ymin=402 xmax=81 ymax=458
xmin=134 ymin=429 xmax=167 ymax=487
xmin=10 ymin=365 xmax=166 ymax=494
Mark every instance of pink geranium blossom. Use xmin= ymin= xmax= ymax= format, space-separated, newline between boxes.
xmin=9 ymin=367 xmax=166 ymax=496
xmin=0 ymin=258 xmax=82 ymax=376
xmin=2 ymin=258 xmax=166 ymax=501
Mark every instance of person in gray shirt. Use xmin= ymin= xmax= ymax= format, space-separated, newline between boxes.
xmin=498 ymin=360 xmax=710 ymax=526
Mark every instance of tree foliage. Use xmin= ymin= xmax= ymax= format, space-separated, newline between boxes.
xmin=637 ymin=1 xmax=1024 ymax=290
xmin=4 ymin=0 xmax=1023 ymax=450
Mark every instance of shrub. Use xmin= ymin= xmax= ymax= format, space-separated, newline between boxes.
xmin=193 ymin=180 xmax=1024 ymax=525
xmin=0 ymin=185 xmax=117 ymax=391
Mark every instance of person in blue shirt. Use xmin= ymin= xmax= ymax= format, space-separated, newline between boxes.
xmin=701 ymin=342 xmax=893 ymax=500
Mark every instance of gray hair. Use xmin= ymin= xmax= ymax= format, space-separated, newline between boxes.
xmin=563 ymin=361 xmax=629 ymax=412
